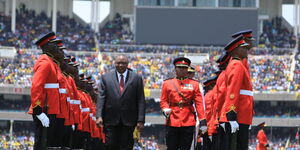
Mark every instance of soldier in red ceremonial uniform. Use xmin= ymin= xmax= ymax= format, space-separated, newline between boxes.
xmin=256 ymin=122 xmax=269 ymax=150
xmin=78 ymin=74 xmax=93 ymax=149
xmin=48 ymin=38 xmax=76 ymax=149
xmin=220 ymin=35 xmax=254 ymax=150
xmin=202 ymin=76 xmax=218 ymax=150
xmin=86 ymin=76 xmax=104 ymax=150
xmin=214 ymin=52 xmax=231 ymax=150
xmin=187 ymin=65 xmax=196 ymax=79
xmin=160 ymin=57 xmax=207 ymax=150
xmin=231 ymin=29 xmax=255 ymax=72
xmin=28 ymin=32 xmax=65 ymax=150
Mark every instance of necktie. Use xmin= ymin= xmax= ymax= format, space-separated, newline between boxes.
xmin=120 ymin=74 xmax=124 ymax=92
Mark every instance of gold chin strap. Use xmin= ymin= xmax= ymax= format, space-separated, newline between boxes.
xmin=45 ymin=52 xmax=61 ymax=66
xmin=69 ymin=74 xmax=75 ymax=78
xmin=52 ymin=58 xmax=60 ymax=66
xmin=176 ymin=76 xmax=187 ymax=81
xmin=45 ymin=52 xmax=54 ymax=58
xmin=62 ymin=72 xmax=68 ymax=76
xmin=232 ymin=57 xmax=241 ymax=60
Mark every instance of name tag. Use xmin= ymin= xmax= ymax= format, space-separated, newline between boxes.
xmin=182 ymin=84 xmax=193 ymax=90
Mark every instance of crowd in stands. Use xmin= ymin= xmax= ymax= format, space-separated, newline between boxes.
xmin=258 ymin=17 xmax=297 ymax=49
xmin=0 ymin=121 xmax=34 ymax=150
xmin=0 ymin=5 xmax=96 ymax=51
xmin=97 ymin=13 xmax=134 ymax=44
xmin=292 ymin=52 xmax=300 ymax=91
xmin=249 ymin=55 xmax=292 ymax=92
xmin=0 ymin=48 xmax=299 ymax=92
xmin=0 ymin=4 xmax=299 ymax=51
xmin=0 ymin=51 xmax=36 ymax=86
xmin=0 ymin=134 xmax=34 ymax=150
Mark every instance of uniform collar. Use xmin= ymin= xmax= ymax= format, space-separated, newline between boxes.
xmin=176 ymin=76 xmax=188 ymax=81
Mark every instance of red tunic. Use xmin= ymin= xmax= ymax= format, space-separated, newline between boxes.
xmin=256 ymin=130 xmax=268 ymax=150
xmin=219 ymin=59 xmax=254 ymax=125
xmin=215 ymin=71 xmax=228 ymax=123
xmin=28 ymin=54 xmax=60 ymax=115
xmin=56 ymin=72 xmax=69 ymax=121
xmin=64 ymin=75 xmax=75 ymax=126
xmin=68 ymin=76 xmax=81 ymax=125
xmin=205 ymin=88 xmax=217 ymax=135
xmin=160 ymin=78 xmax=206 ymax=127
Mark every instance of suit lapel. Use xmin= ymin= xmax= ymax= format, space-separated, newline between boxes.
xmin=112 ymin=70 xmax=121 ymax=95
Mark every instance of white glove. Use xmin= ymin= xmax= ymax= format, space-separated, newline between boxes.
xmin=72 ymin=125 xmax=75 ymax=131
xmin=162 ymin=108 xmax=172 ymax=117
xmin=229 ymin=121 xmax=239 ymax=133
xmin=208 ymin=135 xmax=212 ymax=142
xmin=36 ymin=113 xmax=50 ymax=127
xmin=249 ymin=125 xmax=252 ymax=130
xmin=89 ymin=113 xmax=93 ymax=117
xmin=200 ymin=126 xmax=207 ymax=133
xmin=220 ymin=123 xmax=226 ymax=132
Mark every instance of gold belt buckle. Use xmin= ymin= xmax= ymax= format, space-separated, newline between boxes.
xmin=178 ymin=100 xmax=183 ymax=109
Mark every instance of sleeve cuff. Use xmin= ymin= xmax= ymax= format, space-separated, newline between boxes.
xmin=33 ymin=105 xmax=43 ymax=115
xmin=199 ymin=119 xmax=207 ymax=126
xmin=226 ymin=110 xmax=237 ymax=121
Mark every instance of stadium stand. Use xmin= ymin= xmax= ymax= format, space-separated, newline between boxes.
xmin=0 ymin=48 xmax=299 ymax=92
xmin=0 ymin=6 xmax=96 ymax=51
xmin=97 ymin=13 xmax=134 ymax=44
xmin=293 ymin=52 xmax=300 ymax=91
xmin=258 ymin=17 xmax=297 ymax=49
xmin=0 ymin=1 xmax=300 ymax=149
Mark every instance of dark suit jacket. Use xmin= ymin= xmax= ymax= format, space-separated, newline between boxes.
xmin=96 ymin=69 xmax=146 ymax=126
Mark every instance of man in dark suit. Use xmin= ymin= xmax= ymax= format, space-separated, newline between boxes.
xmin=96 ymin=55 xmax=146 ymax=150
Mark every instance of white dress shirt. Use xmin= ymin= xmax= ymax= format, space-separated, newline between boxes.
xmin=116 ymin=69 xmax=128 ymax=84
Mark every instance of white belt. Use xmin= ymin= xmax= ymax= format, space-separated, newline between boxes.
xmin=44 ymin=83 xmax=59 ymax=88
xmin=69 ymin=100 xmax=81 ymax=105
xmin=59 ymin=88 xmax=67 ymax=93
xmin=81 ymin=108 xmax=90 ymax=112
xmin=240 ymin=90 xmax=253 ymax=96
